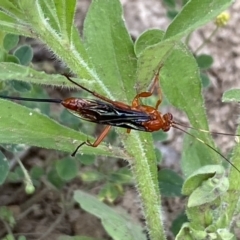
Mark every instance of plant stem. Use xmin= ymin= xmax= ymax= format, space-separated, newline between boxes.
xmin=195 ymin=27 xmax=219 ymax=54
xmin=223 ymin=125 xmax=240 ymax=224
xmin=126 ymin=132 xmax=166 ymax=240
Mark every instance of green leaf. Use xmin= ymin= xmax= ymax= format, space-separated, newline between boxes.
xmin=53 ymin=0 xmax=76 ymax=38
xmin=163 ymin=0 xmax=176 ymax=8
xmin=30 ymin=166 xmax=44 ymax=180
xmin=37 ymin=1 xmax=60 ymax=34
xmin=0 ymin=99 xmax=130 ymax=159
xmin=60 ymin=108 xmax=84 ymax=128
xmin=0 ymin=48 xmax=7 ymax=62
xmin=182 ymin=165 xmax=224 ymax=195
xmin=4 ymin=234 xmax=15 ymax=240
xmin=4 ymin=54 xmax=20 ymax=63
xmin=56 ymin=157 xmax=78 ymax=181
xmin=80 ymin=170 xmax=104 ymax=182
xmin=83 ymin=0 xmax=136 ymax=102
xmin=0 ymin=11 xmax=31 ymax=37
xmin=0 ymin=0 xmax=23 ymax=20
xmin=0 ymin=151 xmax=9 ymax=184
xmin=182 ymin=0 xmax=189 ymax=6
xmin=16 ymin=86 xmax=51 ymax=114
xmin=47 ymin=168 xmax=65 ymax=189
xmin=134 ymin=29 xmax=164 ymax=56
xmin=74 ymin=190 xmax=146 ymax=240
xmin=200 ymin=72 xmax=211 ymax=88
xmin=187 ymin=174 xmax=229 ymax=207
xmin=141 ymin=48 xmax=215 ymax=179
xmin=10 ymin=80 xmax=32 ymax=92
xmin=196 ymin=54 xmax=213 ymax=69
xmin=146 ymin=44 xmax=218 ymax=176
xmin=176 ymin=223 xmax=208 ymax=239
xmin=152 ymin=131 xmax=168 ymax=142
xmin=222 ymin=89 xmax=240 ymax=102
xmin=181 ymin=130 xmax=220 ymax=177
xmin=7 ymin=166 xmax=24 ymax=183
xmin=160 ymin=45 xmax=210 ymax=127
xmin=59 ymin=235 xmax=104 ymax=240
xmin=3 ymin=34 xmax=19 ymax=51
xmin=0 ymin=206 xmax=15 ymax=227
xmin=136 ymin=39 xmax=175 ymax=89
xmin=158 ymin=169 xmax=184 ymax=197
xmin=171 ymin=212 xmax=188 ymax=236
xmin=109 ymin=167 xmax=132 ymax=184
xmin=164 ymin=0 xmax=234 ymax=40
xmin=0 ymin=62 xmax=95 ymax=89
xmin=18 ymin=236 xmax=27 ymax=240
xmin=155 ymin=148 xmax=162 ymax=163
xmin=167 ymin=10 xmax=179 ymax=20
xmin=217 ymin=229 xmax=234 ymax=240
xmin=14 ymin=45 xmax=33 ymax=65
xmin=77 ymin=154 xmax=95 ymax=165
xmin=98 ymin=183 xmax=121 ymax=202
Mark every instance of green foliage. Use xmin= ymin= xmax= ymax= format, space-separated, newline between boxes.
xmin=222 ymin=89 xmax=240 ymax=102
xmin=56 ymin=157 xmax=78 ymax=181
xmin=80 ymin=170 xmax=104 ymax=182
xmin=0 ymin=0 xmax=238 ymax=239
xmin=30 ymin=166 xmax=44 ymax=181
xmin=47 ymin=167 xmax=66 ymax=189
xmin=196 ymin=54 xmax=214 ymax=88
xmin=0 ymin=206 xmax=15 ymax=228
xmin=171 ymin=212 xmax=188 ymax=236
xmin=14 ymin=45 xmax=33 ymax=65
xmin=98 ymin=183 xmax=122 ymax=203
xmin=7 ymin=166 xmax=24 ymax=182
xmin=200 ymin=72 xmax=211 ymax=88
xmin=196 ymin=54 xmax=214 ymax=69
xmin=182 ymin=165 xmax=228 ymax=207
xmin=3 ymin=34 xmax=19 ymax=50
xmin=158 ymin=169 xmax=183 ymax=197
xmin=163 ymin=0 xmax=187 ymax=20
xmin=17 ymin=236 xmax=26 ymax=240
xmin=0 ymin=151 xmax=9 ymax=184
xmin=79 ymin=166 xmax=132 ymax=202
xmin=59 ymin=236 xmax=103 ymax=240
xmin=74 ymin=190 xmax=146 ymax=240
xmin=77 ymin=154 xmax=95 ymax=165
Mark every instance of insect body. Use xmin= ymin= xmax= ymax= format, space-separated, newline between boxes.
xmin=58 ymin=70 xmax=174 ymax=155
xmin=0 ymin=67 xmax=172 ymax=150
xmin=63 ymin=98 xmax=155 ymax=131
xmin=0 ymin=66 xmax=239 ymax=173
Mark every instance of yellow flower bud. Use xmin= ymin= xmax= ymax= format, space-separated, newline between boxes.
xmin=215 ymin=12 xmax=230 ymax=27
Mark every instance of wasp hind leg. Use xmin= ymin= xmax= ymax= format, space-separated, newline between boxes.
xmin=71 ymin=125 xmax=112 ymax=156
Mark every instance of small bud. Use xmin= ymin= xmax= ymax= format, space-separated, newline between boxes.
xmin=215 ymin=12 xmax=230 ymax=27
xmin=25 ymin=183 xmax=35 ymax=194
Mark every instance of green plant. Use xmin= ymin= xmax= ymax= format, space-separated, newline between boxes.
xmin=0 ymin=0 xmax=239 ymax=239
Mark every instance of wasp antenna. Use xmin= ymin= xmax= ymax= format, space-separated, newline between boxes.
xmin=63 ymin=74 xmax=95 ymax=96
xmin=173 ymin=121 xmax=240 ymax=137
xmin=172 ymin=124 xmax=240 ymax=174
xmin=0 ymin=95 xmax=62 ymax=103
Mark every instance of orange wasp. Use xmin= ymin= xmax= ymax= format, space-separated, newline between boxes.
xmin=0 ymin=65 xmax=239 ymax=173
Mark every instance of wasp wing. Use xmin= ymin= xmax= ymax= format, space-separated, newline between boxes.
xmin=66 ymin=98 xmax=151 ymax=131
